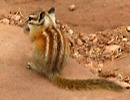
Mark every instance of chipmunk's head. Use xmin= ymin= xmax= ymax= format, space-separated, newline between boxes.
xmin=24 ymin=7 xmax=56 ymax=34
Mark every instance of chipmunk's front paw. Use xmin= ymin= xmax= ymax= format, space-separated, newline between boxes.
xmin=27 ymin=62 xmax=33 ymax=69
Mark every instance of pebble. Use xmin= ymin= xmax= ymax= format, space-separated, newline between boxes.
xmin=61 ymin=25 xmax=65 ymax=29
xmin=104 ymin=45 xmax=121 ymax=53
xmin=76 ymin=39 xmax=83 ymax=46
xmin=80 ymin=35 xmax=89 ymax=42
xmin=69 ymin=4 xmax=76 ymax=11
xmin=93 ymin=37 xmax=98 ymax=43
xmin=88 ymin=34 xmax=96 ymax=41
xmin=68 ymin=29 xmax=74 ymax=35
xmin=122 ymin=38 xmax=128 ymax=42
xmin=79 ymin=32 xmax=84 ymax=37
xmin=116 ymin=73 xmax=123 ymax=80
xmin=73 ymin=51 xmax=80 ymax=58
xmin=0 ymin=18 xmax=10 ymax=24
xmin=85 ymin=61 xmax=93 ymax=68
xmin=126 ymin=26 xmax=130 ymax=32
xmin=56 ymin=20 xmax=60 ymax=24
xmin=11 ymin=15 xmax=21 ymax=21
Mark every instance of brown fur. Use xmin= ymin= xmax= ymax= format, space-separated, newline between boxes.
xmin=23 ymin=7 xmax=124 ymax=92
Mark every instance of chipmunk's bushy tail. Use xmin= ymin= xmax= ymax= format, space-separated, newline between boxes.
xmin=49 ymin=75 xmax=124 ymax=92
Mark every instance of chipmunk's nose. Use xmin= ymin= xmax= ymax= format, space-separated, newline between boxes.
xmin=25 ymin=26 xmax=30 ymax=32
xmin=23 ymin=26 xmax=30 ymax=34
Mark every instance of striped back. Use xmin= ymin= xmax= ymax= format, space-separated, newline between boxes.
xmin=24 ymin=8 xmax=68 ymax=74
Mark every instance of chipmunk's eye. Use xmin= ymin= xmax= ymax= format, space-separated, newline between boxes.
xmin=28 ymin=17 xmax=33 ymax=21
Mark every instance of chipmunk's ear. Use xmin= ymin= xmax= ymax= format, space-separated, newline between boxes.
xmin=48 ymin=7 xmax=55 ymax=14
xmin=48 ymin=7 xmax=56 ymax=26
xmin=38 ymin=11 xmax=45 ymax=22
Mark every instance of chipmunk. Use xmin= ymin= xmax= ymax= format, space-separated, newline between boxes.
xmin=23 ymin=7 xmax=124 ymax=91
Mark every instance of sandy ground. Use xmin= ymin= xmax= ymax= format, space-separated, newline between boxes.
xmin=0 ymin=0 xmax=130 ymax=100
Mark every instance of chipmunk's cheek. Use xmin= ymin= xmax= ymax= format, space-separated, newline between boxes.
xmin=23 ymin=26 xmax=30 ymax=34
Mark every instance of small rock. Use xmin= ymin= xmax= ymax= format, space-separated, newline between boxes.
xmin=116 ymin=73 xmax=123 ymax=80
xmin=126 ymin=26 xmax=130 ymax=32
xmin=68 ymin=29 xmax=73 ymax=35
xmin=93 ymin=37 xmax=98 ymax=43
xmin=72 ymin=51 xmax=80 ymax=58
xmin=76 ymin=39 xmax=83 ymax=46
xmin=79 ymin=32 xmax=84 ymax=37
xmin=0 ymin=18 xmax=10 ymax=24
xmin=104 ymin=45 xmax=121 ymax=53
xmin=56 ymin=20 xmax=60 ymax=24
xmin=69 ymin=4 xmax=76 ymax=11
xmin=98 ymin=68 xmax=102 ymax=73
xmin=122 ymin=38 xmax=128 ymax=42
xmin=11 ymin=15 xmax=21 ymax=21
xmin=61 ymin=24 xmax=65 ymax=29
xmin=88 ymin=34 xmax=96 ymax=41
xmin=64 ymin=25 xmax=69 ymax=30
xmin=80 ymin=35 xmax=89 ymax=42
xmin=85 ymin=61 xmax=93 ymax=68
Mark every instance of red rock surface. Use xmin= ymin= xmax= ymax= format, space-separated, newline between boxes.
xmin=0 ymin=0 xmax=130 ymax=100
